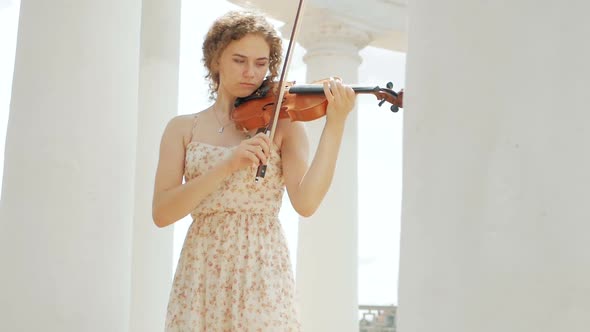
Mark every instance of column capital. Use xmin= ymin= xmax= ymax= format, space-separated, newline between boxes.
xmin=281 ymin=10 xmax=372 ymax=61
xmin=229 ymin=0 xmax=407 ymax=51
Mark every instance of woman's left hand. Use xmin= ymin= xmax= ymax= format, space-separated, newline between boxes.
xmin=323 ymin=77 xmax=356 ymax=124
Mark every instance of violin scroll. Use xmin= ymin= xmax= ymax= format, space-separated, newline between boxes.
xmin=375 ymin=82 xmax=404 ymax=113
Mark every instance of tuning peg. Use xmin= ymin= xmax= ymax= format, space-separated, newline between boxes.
xmin=386 ymin=82 xmax=393 ymax=89
xmin=390 ymin=105 xmax=399 ymax=113
xmin=378 ymin=99 xmax=386 ymax=107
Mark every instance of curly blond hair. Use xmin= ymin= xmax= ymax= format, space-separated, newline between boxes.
xmin=202 ymin=11 xmax=283 ymax=100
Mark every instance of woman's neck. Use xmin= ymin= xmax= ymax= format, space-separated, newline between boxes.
xmin=213 ymin=91 xmax=236 ymax=122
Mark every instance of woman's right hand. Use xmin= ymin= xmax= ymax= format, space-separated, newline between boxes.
xmin=224 ymin=132 xmax=271 ymax=172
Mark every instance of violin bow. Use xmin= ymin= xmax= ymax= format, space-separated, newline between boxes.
xmin=254 ymin=0 xmax=307 ymax=182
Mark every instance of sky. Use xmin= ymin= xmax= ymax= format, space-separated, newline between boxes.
xmin=0 ymin=0 xmax=405 ymax=306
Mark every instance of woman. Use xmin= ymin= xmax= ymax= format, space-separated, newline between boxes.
xmin=152 ymin=10 xmax=356 ymax=331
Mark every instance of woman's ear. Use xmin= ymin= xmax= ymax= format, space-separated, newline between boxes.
xmin=211 ymin=60 xmax=219 ymax=72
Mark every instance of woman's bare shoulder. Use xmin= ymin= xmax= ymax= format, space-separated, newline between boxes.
xmin=164 ymin=111 xmax=208 ymax=144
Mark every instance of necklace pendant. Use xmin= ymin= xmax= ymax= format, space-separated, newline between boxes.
xmin=218 ymin=126 xmax=224 ymax=134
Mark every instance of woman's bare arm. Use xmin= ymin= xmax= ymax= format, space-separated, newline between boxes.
xmin=152 ymin=116 xmax=271 ymax=227
xmin=280 ymin=78 xmax=355 ymax=217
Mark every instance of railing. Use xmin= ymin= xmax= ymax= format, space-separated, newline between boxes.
xmin=358 ymin=305 xmax=396 ymax=332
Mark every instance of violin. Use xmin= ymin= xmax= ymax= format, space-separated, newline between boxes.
xmin=231 ymin=78 xmax=404 ymax=131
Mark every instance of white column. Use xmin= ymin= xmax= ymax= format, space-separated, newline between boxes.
xmin=129 ymin=0 xmax=180 ymax=331
xmin=0 ymin=1 xmax=141 ymax=331
xmin=291 ymin=12 xmax=370 ymax=332
xmin=399 ymin=1 xmax=590 ymax=332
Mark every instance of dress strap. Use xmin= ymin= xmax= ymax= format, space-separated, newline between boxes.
xmin=188 ymin=113 xmax=199 ymax=143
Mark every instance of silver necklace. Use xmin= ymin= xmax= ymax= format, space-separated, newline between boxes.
xmin=212 ymin=105 xmax=253 ymax=138
xmin=212 ymin=105 xmax=230 ymax=134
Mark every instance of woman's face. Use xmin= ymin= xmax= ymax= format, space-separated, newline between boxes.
xmin=216 ymin=33 xmax=271 ymax=99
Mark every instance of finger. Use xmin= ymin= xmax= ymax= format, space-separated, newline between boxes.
xmin=246 ymin=151 xmax=258 ymax=166
xmin=259 ymin=140 xmax=270 ymax=158
xmin=255 ymin=146 xmax=267 ymax=164
xmin=249 ymin=135 xmax=270 ymax=157
xmin=244 ymin=148 xmax=261 ymax=166
xmin=261 ymin=135 xmax=271 ymax=155
xmin=254 ymin=131 xmax=269 ymax=139
xmin=253 ymin=132 xmax=272 ymax=150
xmin=323 ymin=80 xmax=334 ymax=102
xmin=255 ymin=132 xmax=271 ymax=146
xmin=330 ymin=77 xmax=342 ymax=100
xmin=345 ymin=85 xmax=356 ymax=102
xmin=254 ymin=143 xmax=268 ymax=161
xmin=237 ymin=146 xmax=259 ymax=167
xmin=245 ymin=144 xmax=267 ymax=164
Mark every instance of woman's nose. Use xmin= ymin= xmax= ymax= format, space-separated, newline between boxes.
xmin=243 ymin=64 xmax=255 ymax=78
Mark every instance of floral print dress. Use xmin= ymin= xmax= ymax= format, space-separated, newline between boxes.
xmin=165 ymin=136 xmax=301 ymax=331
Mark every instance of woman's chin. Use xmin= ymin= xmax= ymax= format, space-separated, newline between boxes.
xmin=234 ymin=89 xmax=257 ymax=98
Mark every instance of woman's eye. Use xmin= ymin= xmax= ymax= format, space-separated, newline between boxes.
xmin=234 ymin=59 xmax=245 ymax=64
